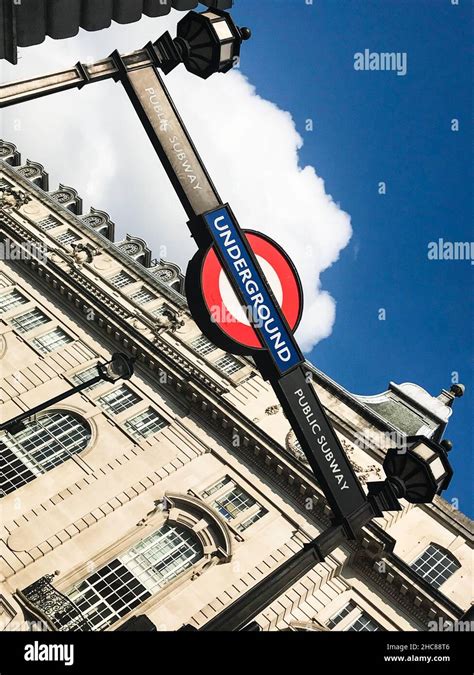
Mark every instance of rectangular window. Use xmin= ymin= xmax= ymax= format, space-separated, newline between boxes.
xmin=125 ymin=408 xmax=168 ymax=439
xmin=215 ymin=354 xmax=243 ymax=376
xmin=99 ymin=385 xmax=141 ymax=415
xmin=57 ymin=230 xmax=80 ymax=245
xmin=348 ymin=613 xmax=381 ymax=632
xmin=110 ymin=271 xmax=134 ymax=289
xmin=10 ymin=308 xmax=50 ymax=334
xmin=0 ymin=290 xmax=29 ymax=314
xmin=131 ymin=288 xmax=156 ymax=305
xmin=204 ymin=476 xmax=267 ymax=530
xmin=327 ymin=600 xmax=357 ymax=628
xmin=201 ymin=476 xmax=232 ymax=499
xmin=411 ymin=545 xmax=460 ymax=589
xmin=212 ymin=485 xmax=256 ymax=520
xmin=72 ymin=365 xmax=103 ymax=391
xmin=327 ymin=601 xmax=382 ymax=631
xmin=32 ymin=328 xmax=73 ymax=353
xmin=38 ymin=216 xmax=60 ymax=231
xmin=235 ymin=510 xmax=267 ymax=532
xmin=191 ymin=335 xmax=217 ymax=356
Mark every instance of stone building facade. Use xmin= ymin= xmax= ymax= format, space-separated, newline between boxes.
xmin=0 ymin=139 xmax=472 ymax=632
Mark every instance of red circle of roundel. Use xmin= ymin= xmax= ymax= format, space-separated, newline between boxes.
xmin=200 ymin=231 xmax=303 ymax=350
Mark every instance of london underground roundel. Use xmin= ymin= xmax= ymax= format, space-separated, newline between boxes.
xmin=200 ymin=231 xmax=303 ymax=350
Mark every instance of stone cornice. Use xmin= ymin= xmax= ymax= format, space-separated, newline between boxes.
xmin=0 ymin=160 xmax=187 ymax=309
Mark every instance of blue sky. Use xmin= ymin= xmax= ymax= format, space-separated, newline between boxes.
xmin=232 ymin=0 xmax=473 ymax=515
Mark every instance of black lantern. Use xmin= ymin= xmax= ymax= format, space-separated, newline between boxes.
xmin=368 ymin=435 xmax=453 ymax=513
xmin=153 ymin=9 xmax=251 ymax=79
xmin=98 ymin=353 xmax=135 ymax=383
xmin=0 ymin=353 xmax=134 ymax=432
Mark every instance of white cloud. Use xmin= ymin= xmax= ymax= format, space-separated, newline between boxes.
xmin=1 ymin=11 xmax=352 ymax=352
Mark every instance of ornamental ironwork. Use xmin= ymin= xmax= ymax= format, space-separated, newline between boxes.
xmin=18 ymin=573 xmax=91 ymax=632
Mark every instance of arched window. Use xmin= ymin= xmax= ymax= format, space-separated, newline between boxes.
xmin=411 ymin=544 xmax=461 ymax=589
xmin=67 ymin=522 xmax=203 ymax=630
xmin=0 ymin=411 xmax=91 ymax=496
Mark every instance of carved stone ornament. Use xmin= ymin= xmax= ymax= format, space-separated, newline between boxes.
xmin=83 ymin=214 xmax=104 ymax=227
xmin=53 ymin=191 xmax=73 ymax=204
xmin=120 ymin=242 xmax=141 ymax=256
xmin=18 ymin=165 xmax=38 ymax=178
xmin=0 ymin=185 xmax=32 ymax=211
xmin=155 ymin=268 xmax=175 ymax=282
xmin=65 ymin=243 xmax=99 ymax=269
xmin=151 ymin=309 xmax=185 ymax=340
xmin=265 ymin=405 xmax=281 ymax=416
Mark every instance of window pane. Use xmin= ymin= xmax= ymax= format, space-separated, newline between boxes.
xmin=212 ymin=483 xmax=256 ymax=520
xmin=348 ymin=613 xmax=381 ymax=632
xmin=411 ymin=544 xmax=460 ymax=589
xmin=110 ymin=271 xmax=134 ymax=289
xmin=38 ymin=216 xmax=60 ymax=231
xmin=57 ymin=230 xmax=80 ymax=245
xmin=216 ymin=355 xmax=243 ymax=375
xmin=0 ymin=290 xmax=28 ymax=314
xmin=191 ymin=335 xmax=217 ymax=356
xmin=327 ymin=600 xmax=357 ymax=629
xmin=66 ymin=523 xmax=202 ymax=630
xmin=131 ymin=288 xmax=155 ymax=305
xmin=151 ymin=304 xmax=171 ymax=318
xmin=1 ymin=412 xmax=91 ymax=496
xmin=32 ymin=328 xmax=73 ymax=353
xmin=99 ymin=385 xmax=141 ymax=415
xmin=201 ymin=476 xmax=232 ymax=498
xmin=10 ymin=308 xmax=50 ymax=334
xmin=203 ymin=476 xmax=266 ymax=531
xmin=125 ymin=408 xmax=168 ymax=439
xmin=72 ymin=365 xmax=103 ymax=391
xmin=327 ymin=601 xmax=382 ymax=631
xmin=235 ymin=509 xmax=267 ymax=532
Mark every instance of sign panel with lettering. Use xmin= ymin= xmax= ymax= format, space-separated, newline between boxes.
xmin=203 ymin=206 xmax=303 ymax=374
xmin=122 ymin=63 xmax=221 ymax=218
xmin=199 ymin=230 xmax=302 ymax=349
xmin=276 ymin=367 xmax=368 ymax=518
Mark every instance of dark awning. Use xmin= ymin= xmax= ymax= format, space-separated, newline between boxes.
xmin=1 ymin=1 xmax=233 ymax=65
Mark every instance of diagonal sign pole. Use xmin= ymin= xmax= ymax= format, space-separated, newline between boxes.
xmin=0 ymin=27 xmax=384 ymax=537
xmin=111 ymin=49 xmax=371 ymax=534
